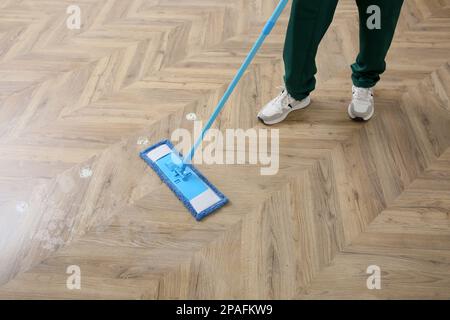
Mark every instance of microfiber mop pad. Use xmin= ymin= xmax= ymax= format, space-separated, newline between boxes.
xmin=140 ymin=140 xmax=228 ymax=221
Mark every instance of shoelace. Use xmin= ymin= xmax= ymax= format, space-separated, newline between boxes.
xmin=273 ymin=87 xmax=291 ymax=112
xmin=353 ymin=87 xmax=373 ymax=102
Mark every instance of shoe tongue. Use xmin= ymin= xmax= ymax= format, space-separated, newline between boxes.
xmin=355 ymin=89 xmax=370 ymax=100
xmin=275 ymin=90 xmax=288 ymax=103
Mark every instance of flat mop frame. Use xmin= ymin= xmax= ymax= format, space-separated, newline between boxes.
xmin=140 ymin=0 xmax=289 ymax=220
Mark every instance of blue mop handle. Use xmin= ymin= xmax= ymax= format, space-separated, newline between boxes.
xmin=182 ymin=0 xmax=289 ymax=168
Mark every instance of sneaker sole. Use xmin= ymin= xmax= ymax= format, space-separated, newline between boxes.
xmin=257 ymin=96 xmax=311 ymax=125
xmin=348 ymin=103 xmax=374 ymax=121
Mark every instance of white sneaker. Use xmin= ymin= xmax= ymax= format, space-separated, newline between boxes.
xmin=348 ymin=85 xmax=375 ymax=121
xmin=257 ymin=89 xmax=311 ymax=125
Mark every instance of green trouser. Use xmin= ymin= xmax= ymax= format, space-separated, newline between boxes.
xmin=284 ymin=0 xmax=404 ymax=100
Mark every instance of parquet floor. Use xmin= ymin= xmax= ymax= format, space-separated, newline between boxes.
xmin=0 ymin=0 xmax=449 ymax=299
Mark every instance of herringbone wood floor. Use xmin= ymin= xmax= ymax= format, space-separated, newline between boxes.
xmin=0 ymin=0 xmax=449 ymax=299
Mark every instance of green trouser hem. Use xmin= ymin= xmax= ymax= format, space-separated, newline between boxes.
xmin=283 ymin=0 xmax=404 ymax=99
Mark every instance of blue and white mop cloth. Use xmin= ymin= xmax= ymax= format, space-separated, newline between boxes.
xmin=140 ymin=140 xmax=228 ymax=221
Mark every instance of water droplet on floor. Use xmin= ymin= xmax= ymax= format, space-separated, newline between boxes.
xmin=79 ymin=166 xmax=93 ymax=178
xmin=186 ymin=113 xmax=197 ymax=121
xmin=137 ymin=136 xmax=149 ymax=145
xmin=16 ymin=201 xmax=29 ymax=213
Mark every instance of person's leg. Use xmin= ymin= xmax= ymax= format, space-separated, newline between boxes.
xmin=283 ymin=0 xmax=339 ymax=100
xmin=351 ymin=0 xmax=404 ymax=88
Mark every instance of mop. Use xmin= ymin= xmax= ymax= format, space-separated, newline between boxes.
xmin=140 ymin=0 xmax=289 ymax=221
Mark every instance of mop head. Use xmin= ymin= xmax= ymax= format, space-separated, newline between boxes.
xmin=140 ymin=140 xmax=228 ymax=221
